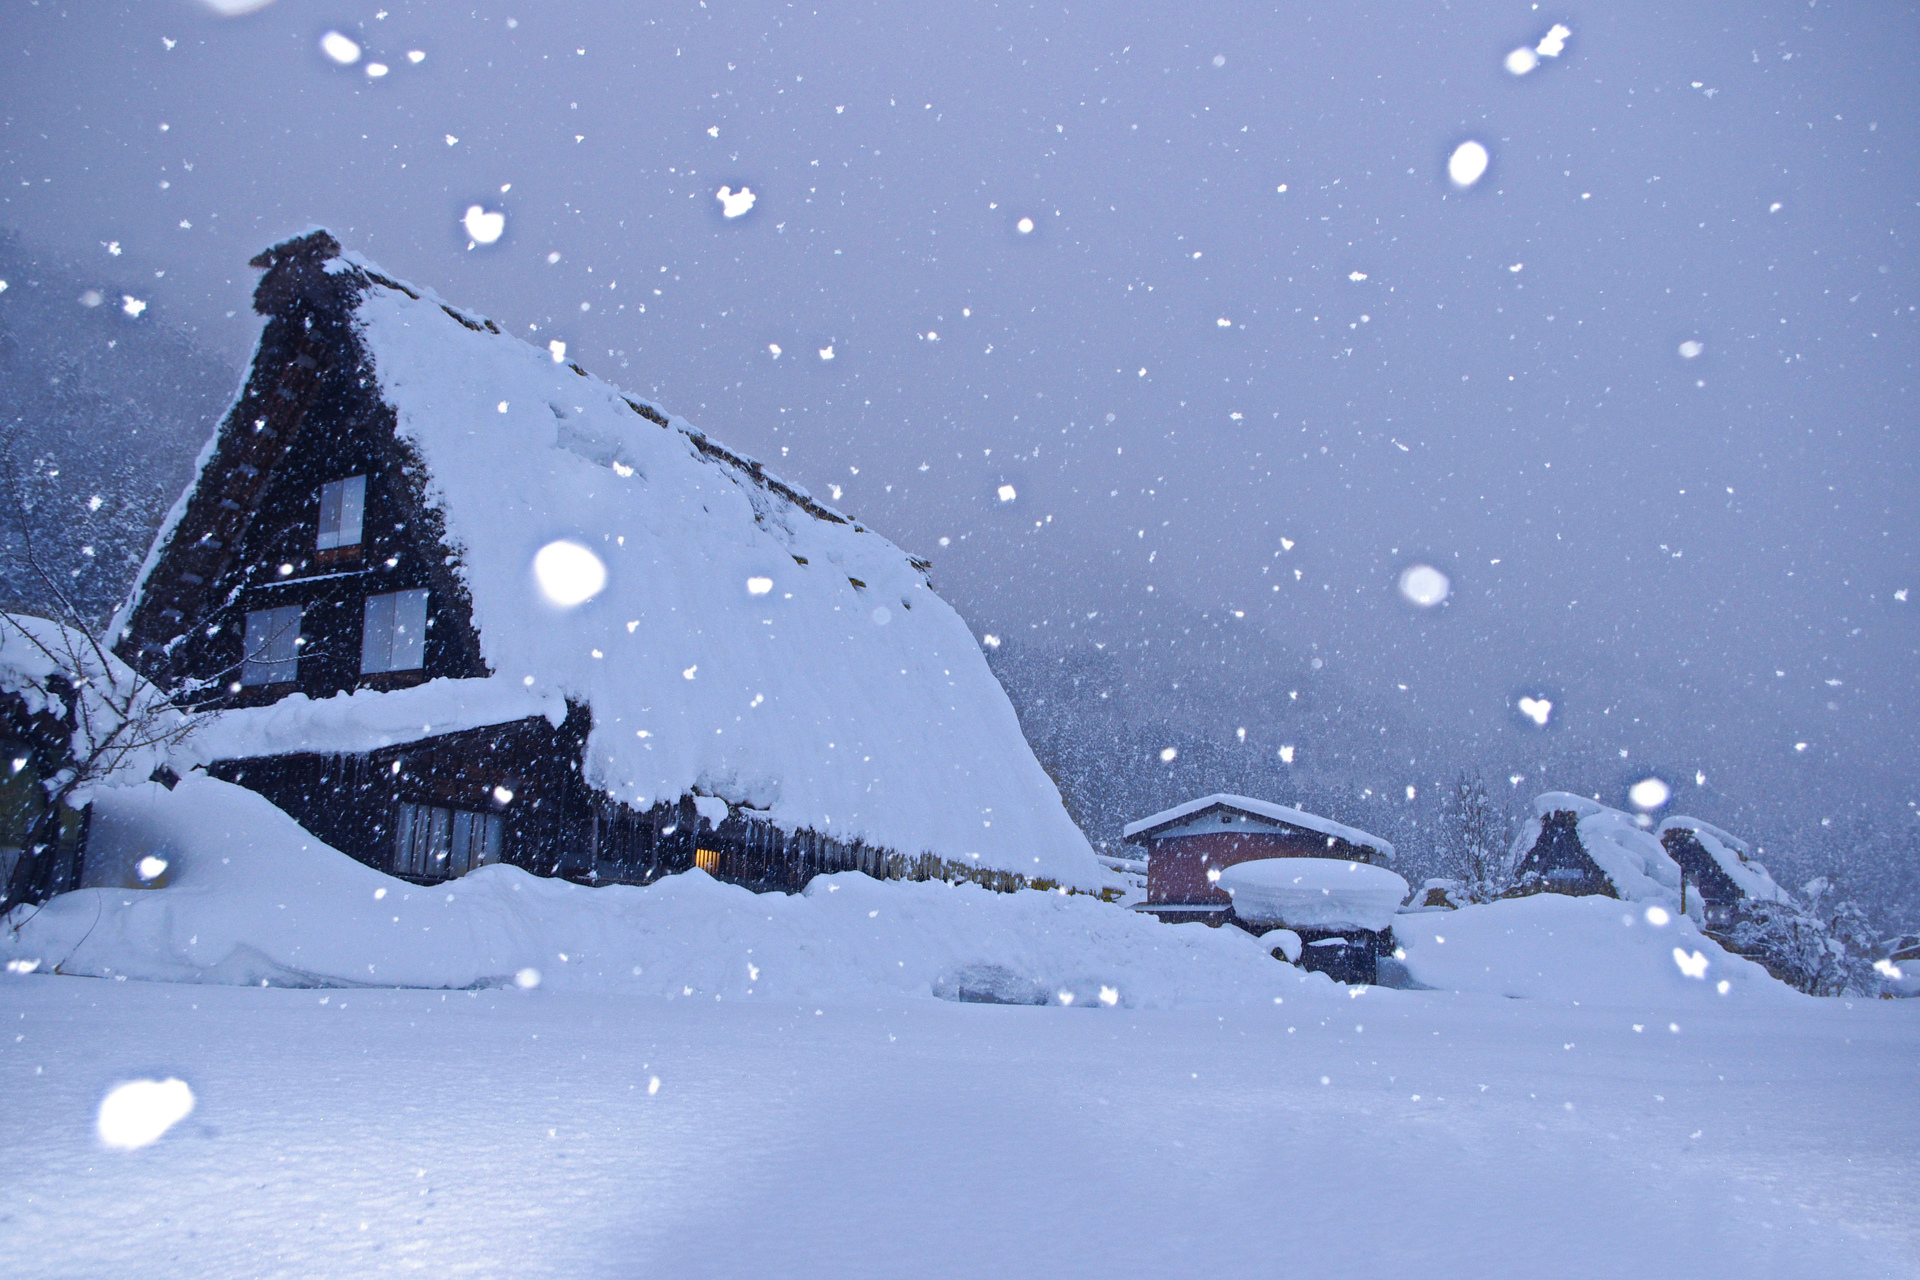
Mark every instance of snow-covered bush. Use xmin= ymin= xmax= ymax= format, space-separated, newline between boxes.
xmin=0 ymin=612 xmax=194 ymax=913
xmin=1729 ymin=880 xmax=1882 ymax=997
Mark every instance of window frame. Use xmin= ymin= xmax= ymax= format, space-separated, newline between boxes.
xmin=240 ymin=604 xmax=303 ymax=686
xmin=316 ymin=475 xmax=367 ymax=551
xmin=361 ymin=588 xmax=428 ymax=675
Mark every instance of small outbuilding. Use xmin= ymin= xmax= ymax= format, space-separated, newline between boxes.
xmin=1216 ymin=856 xmax=1409 ymax=985
xmin=1123 ymin=793 xmax=1396 ymax=923
xmin=0 ymin=627 xmax=90 ymax=898
xmin=2 ymin=613 xmax=181 ymax=907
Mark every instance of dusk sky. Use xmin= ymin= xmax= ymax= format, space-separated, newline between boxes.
xmin=3 ymin=0 xmax=1914 ymax=857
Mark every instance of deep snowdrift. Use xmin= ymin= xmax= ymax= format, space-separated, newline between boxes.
xmin=4 ymin=775 xmax=1305 ymax=1007
xmin=2 ymin=777 xmax=1805 ymax=1011
xmin=1395 ymin=894 xmax=1798 ymax=1006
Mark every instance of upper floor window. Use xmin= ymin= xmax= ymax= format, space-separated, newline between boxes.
xmin=241 ymin=605 xmax=302 ymax=685
xmin=317 ymin=476 xmax=366 ymax=550
xmin=361 ymin=589 xmax=427 ymax=674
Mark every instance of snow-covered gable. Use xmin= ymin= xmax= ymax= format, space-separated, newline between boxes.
xmin=1657 ymin=816 xmax=1789 ymax=905
xmin=171 ymin=240 xmax=1103 ymax=890
xmin=1122 ymin=793 xmax=1395 ymax=862
xmin=1511 ymin=792 xmax=1681 ymax=906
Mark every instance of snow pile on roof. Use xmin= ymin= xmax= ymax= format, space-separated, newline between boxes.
xmin=1122 ymin=793 xmax=1395 ymax=861
xmin=1395 ymin=894 xmax=1798 ymax=1006
xmin=1218 ymin=858 xmax=1410 ymax=931
xmin=205 ymin=244 xmax=1103 ymax=889
xmin=188 ymin=678 xmax=563 ymax=763
xmin=2 ymin=775 xmax=1328 ymax=1008
xmin=1658 ymin=816 xmax=1790 ymax=904
xmin=0 ymin=613 xmax=185 ymax=797
xmin=1511 ymin=792 xmax=1682 ymax=905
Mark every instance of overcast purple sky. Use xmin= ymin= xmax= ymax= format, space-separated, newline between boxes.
xmin=3 ymin=0 xmax=1914 ymax=843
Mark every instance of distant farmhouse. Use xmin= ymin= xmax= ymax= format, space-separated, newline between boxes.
xmin=1508 ymin=792 xmax=1684 ymax=903
xmin=1656 ymin=815 xmax=1789 ymax=930
xmin=114 ymin=231 xmax=1103 ymax=895
xmin=1508 ymin=793 xmax=1786 ymax=930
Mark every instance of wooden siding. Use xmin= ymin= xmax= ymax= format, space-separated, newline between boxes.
xmin=207 ymin=706 xmax=597 ymax=880
xmin=1144 ymin=830 xmax=1334 ymax=906
xmin=203 ymin=710 xmax=1012 ymax=894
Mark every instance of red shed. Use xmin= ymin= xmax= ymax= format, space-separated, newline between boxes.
xmin=1123 ymin=794 xmax=1396 ymax=924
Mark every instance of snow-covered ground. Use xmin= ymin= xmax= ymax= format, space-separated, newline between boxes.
xmin=3 ymin=971 xmax=1914 ymax=1278
xmin=3 ymin=779 xmax=1916 ymax=1276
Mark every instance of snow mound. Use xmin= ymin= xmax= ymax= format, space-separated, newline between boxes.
xmin=187 ymin=677 xmax=562 ymax=762
xmin=2 ymin=775 xmax=1320 ymax=1009
xmin=1513 ymin=792 xmax=1682 ymax=905
xmin=1218 ymin=858 xmax=1409 ymax=931
xmin=1395 ymin=894 xmax=1798 ymax=1006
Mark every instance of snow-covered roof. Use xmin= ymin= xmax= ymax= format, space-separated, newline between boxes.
xmin=1121 ymin=793 xmax=1394 ymax=861
xmin=1518 ymin=792 xmax=1681 ymax=905
xmin=1657 ymin=815 xmax=1749 ymax=859
xmin=173 ymin=240 xmax=1105 ymax=890
xmin=187 ymin=678 xmax=561 ymax=763
xmin=1658 ymin=816 xmax=1789 ymax=904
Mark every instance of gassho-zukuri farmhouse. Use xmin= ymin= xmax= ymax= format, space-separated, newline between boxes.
xmin=113 ymin=230 xmax=1108 ymax=896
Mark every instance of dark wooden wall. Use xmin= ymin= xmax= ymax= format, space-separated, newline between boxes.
xmin=202 ymin=702 xmax=947 ymax=894
xmin=209 ymin=706 xmax=598 ymax=880
xmin=120 ymin=230 xmax=486 ymax=709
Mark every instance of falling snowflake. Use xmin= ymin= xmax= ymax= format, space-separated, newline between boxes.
xmin=1448 ymin=141 xmax=1489 ymax=188
xmin=319 ymin=31 xmax=361 ymax=65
